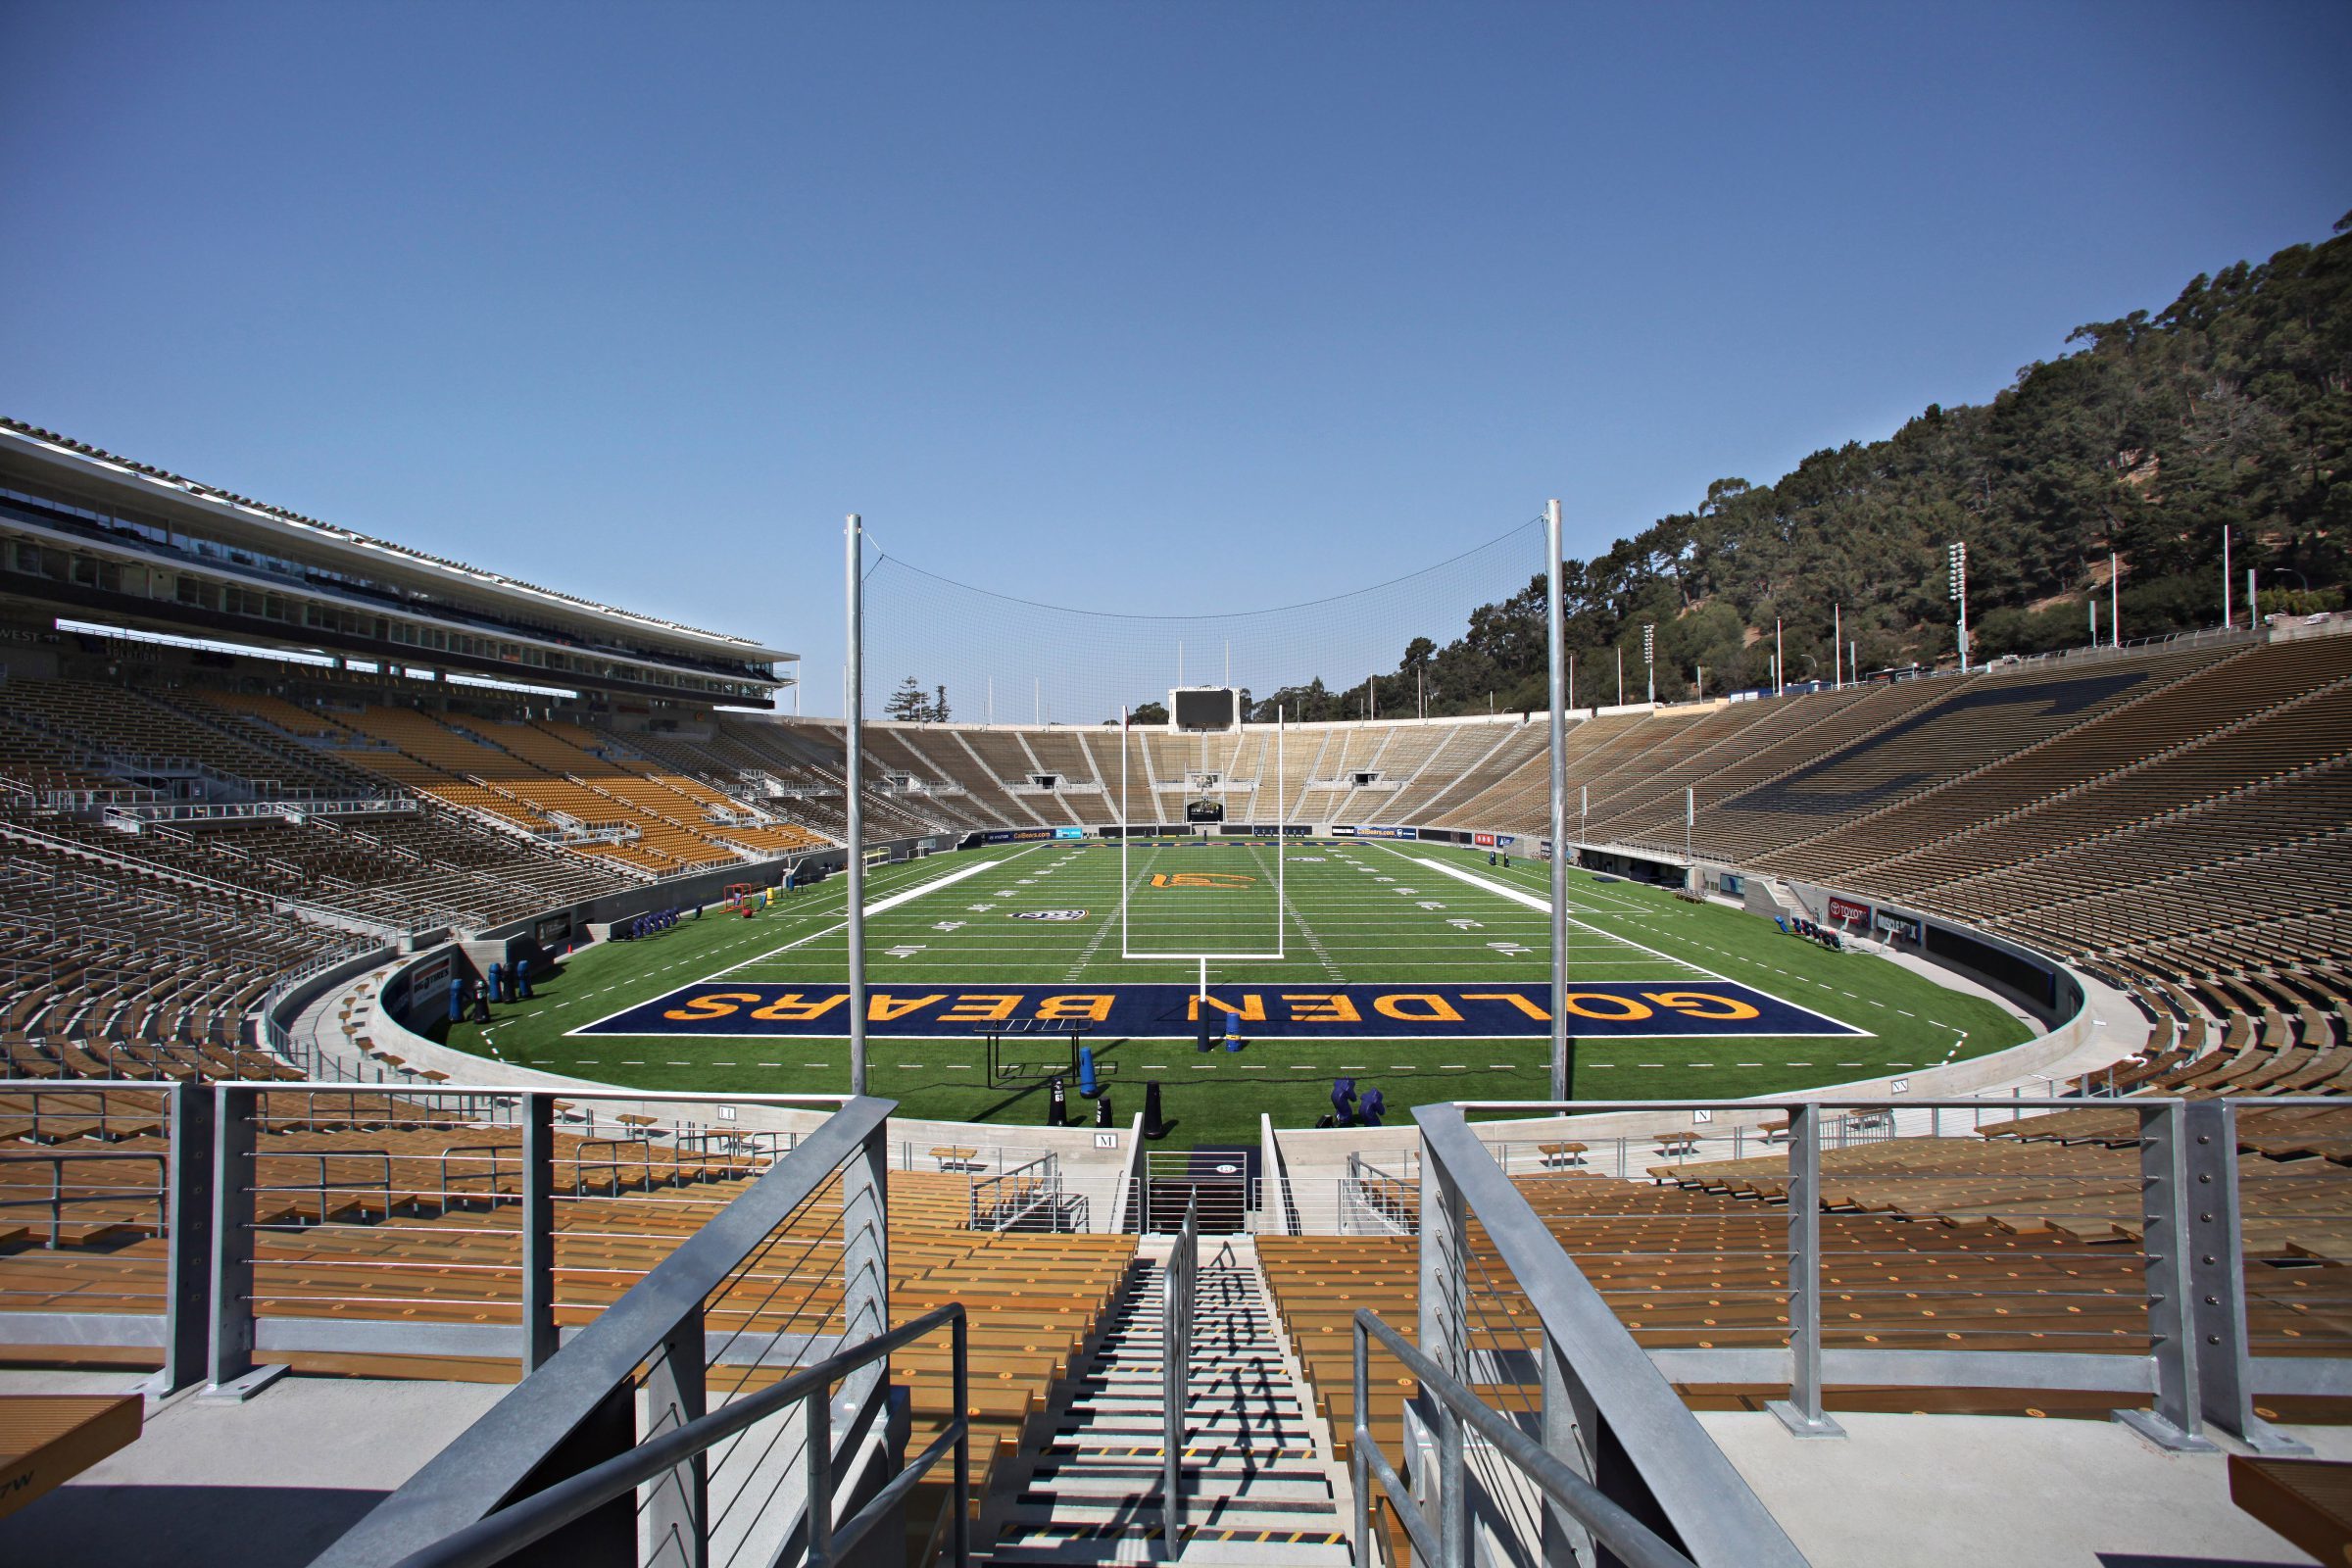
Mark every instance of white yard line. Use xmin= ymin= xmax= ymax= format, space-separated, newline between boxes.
xmin=708 ymin=853 xmax=1022 ymax=978
xmin=563 ymin=851 xmax=1032 ymax=1037
xmin=1401 ymin=851 xmax=1724 ymax=982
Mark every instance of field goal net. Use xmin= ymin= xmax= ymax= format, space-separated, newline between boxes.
xmin=858 ymin=514 xmax=1546 ymax=969
xmin=1119 ymin=699 xmax=1285 ymax=962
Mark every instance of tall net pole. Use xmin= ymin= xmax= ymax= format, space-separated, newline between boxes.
xmin=1545 ymin=498 xmax=1572 ymax=1102
xmin=844 ymin=513 xmax=868 ymax=1096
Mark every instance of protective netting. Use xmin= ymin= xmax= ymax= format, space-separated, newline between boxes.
xmin=860 ymin=516 xmax=1546 ymax=727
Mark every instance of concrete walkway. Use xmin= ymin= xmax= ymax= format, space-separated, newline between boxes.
xmin=1705 ymin=1408 xmax=2345 ymax=1567
xmin=0 ymin=1370 xmax=505 ymax=1568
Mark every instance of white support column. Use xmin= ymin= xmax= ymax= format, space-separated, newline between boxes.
xmin=1545 ymin=500 xmax=1571 ymax=1102
xmin=844 ymin=514 xmax=868 ymax=1096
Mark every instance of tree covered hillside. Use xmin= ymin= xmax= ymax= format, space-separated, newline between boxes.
xmin=1255 ymin=214 xmax=2351 ymax=721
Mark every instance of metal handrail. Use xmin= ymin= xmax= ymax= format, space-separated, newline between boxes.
xmin=435 ymin=1144 xmax=514 ymax=1210
xmin=0 ymin=1149 xmax=169 ymax=1247
xmin=1163 ymin=1198 xmax=1197 ymax=1545
xmin=1352 ymin=1306 xmax=1698 ymax=1568
xmin=970 ymin=1151 xmax=1059 ymax=1231
xmin=385 ymin=1302 xmax=970 ymax=1568
xmin=251 ymin=1149 xmax=394 ymax=1225
xmin=1343 ymin=1151 xmax=1414 ymax=1234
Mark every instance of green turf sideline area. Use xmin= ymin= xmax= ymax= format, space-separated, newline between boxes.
xmin=429 ymin=839 xmax=2034 ymax=1148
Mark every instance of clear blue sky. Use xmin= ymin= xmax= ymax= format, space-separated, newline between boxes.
xmin=4 ymin=1 xmax=2347 ymax=715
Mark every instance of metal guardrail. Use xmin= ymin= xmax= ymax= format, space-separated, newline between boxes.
xmin=204 ymin=1084 xmax=853 ymax=1396
xmin=1353 ymin=1307 xmax=1699 ymax=1568
xmin=0 ymin=1080 xmax=206 ymax=1393
xmin=1432 ymin=1095 xmax=2338 ymax=1454
xmin=0 ymin=1148 xmax=168 ymax=1249
xmin=1342 ymin=1151 xmax=1415 ymax=1236
xmin=970 ymin=1151 xmax=1088 ymax=1232
xmin=251 ymin=1148 xmax=394 ymax=1226
xmin=1162 ymin=1198 xmax=1197 ymax=1547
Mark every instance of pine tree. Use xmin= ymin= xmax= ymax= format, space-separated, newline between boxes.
xmin=884 ymin=676 xmax=928 ymax=722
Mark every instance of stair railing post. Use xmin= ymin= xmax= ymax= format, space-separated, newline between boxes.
xmin=156 ymin=1078 xmax=216 ymax=1396
xmin=952 ymin=1305 xmax=971 ymax=1567
xmin=1164 ymin=1197 xmax=1196 ymax=1552
xmin=2115 ymin=1100 xmax=2218 ymax=1451
xmin=1539 ymin=1323 xmax=1592 ymax=1568
xmin=1352 ymin=1311 xmax=1373 ymax=1568
xmin=1439 ymin=1400 xmax=1470 ymax=1568
xmin=1767 ymin=1102 xmax=1842 ymax=1438
xmin=839 ymin=1110 xmax=890 ymax=1413
xmin=643 ymin=1305 xmax=709 ymax=1568
xmin=2181 ymin=1100 xmax=2306 ymax=1451
xmin=205 ymin=1082 xmax=285 ymax=1398
xmin=521 ymin=1092 xmax=557 ymax=1372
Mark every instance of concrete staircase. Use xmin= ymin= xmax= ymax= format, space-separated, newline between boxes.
xmin=984 ymin=1240 xmax=1352 ymax=1565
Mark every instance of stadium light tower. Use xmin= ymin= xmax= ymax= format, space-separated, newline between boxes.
xmin=1545 ymin=499 xmax=1572 ymax=1102
xmin=1642 ymin=622 xmax=1655 ymax=705
xmin=2222 ymin=525 xmax=2233 ymax=629
xmin=1948 ymin=541 xmax=1970 ymax=671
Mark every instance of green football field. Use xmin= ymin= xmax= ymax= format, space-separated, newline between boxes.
xmin=434 ymin=838 xmax=2033 ymax=1147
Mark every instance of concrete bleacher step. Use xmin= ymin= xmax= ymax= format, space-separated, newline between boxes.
xmin=983 ymin=1247 xmax=1352 ymax=1567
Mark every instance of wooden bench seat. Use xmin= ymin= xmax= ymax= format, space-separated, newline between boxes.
xmin=0 ymin=1394 xmax=142 ymax=1521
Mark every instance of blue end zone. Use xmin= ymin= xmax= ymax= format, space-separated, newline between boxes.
xmin=571 ymin=980 xmax=1869 ymax=1040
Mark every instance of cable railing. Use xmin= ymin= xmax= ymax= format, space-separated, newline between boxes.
xmin=381 ymin=1304 xmax=970 ymax=1568
xmin=311 ymin=1093 xmax=925 ymax=1568
xmin=1410 ymin=1102 xmax=1811 ymax=1566
xmin=1354 ymin=1308 xmax=1703 ymax=1568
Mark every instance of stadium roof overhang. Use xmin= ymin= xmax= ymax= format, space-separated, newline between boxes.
xmin=0 ymin=422 xmax=794 ymax=669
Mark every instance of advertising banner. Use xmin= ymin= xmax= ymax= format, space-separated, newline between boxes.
xmin=1874 ymin=910 xmax=1924 ymax=943
xmin=1827 ymin=896 xmax=1871 ymax=925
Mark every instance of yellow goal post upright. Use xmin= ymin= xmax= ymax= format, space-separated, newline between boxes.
xmin=1119 ymin=693 xmax=1285 ymax=1005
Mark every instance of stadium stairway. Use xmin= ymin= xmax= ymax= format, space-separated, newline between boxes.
xmin=985 ymin=1238 xmax=1352 ymax=1566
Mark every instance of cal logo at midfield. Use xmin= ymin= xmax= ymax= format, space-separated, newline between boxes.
xmin=1149 ymin=871 xmax=1257 ymax=888
xmin=575 ymin=980 xmax=1870 ymax=1041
